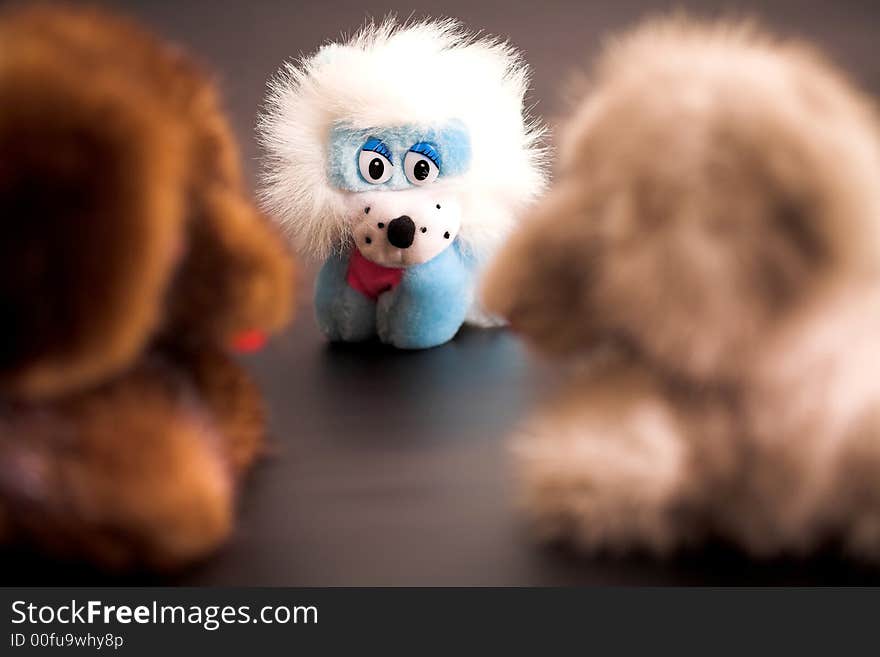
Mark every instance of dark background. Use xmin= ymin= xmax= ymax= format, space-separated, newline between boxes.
xmin=5 ymin=0 xmax=880 ymax=584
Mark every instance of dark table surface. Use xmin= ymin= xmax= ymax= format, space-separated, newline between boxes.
xmin=4 ymin=0 xmax=880 ymax=585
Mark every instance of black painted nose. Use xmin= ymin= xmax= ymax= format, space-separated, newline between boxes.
xmin=386 ymin=215 xmax=416 ymax=249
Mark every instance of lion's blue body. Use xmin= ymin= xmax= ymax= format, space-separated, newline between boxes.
xmin=315 ymin=240 xmax=478 ymax=349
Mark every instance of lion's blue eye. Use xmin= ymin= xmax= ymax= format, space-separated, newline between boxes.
xmin=358 ymin=138 xmax=393 ymax=184
xmin=404 ymin=142 xmax=441 ymax=185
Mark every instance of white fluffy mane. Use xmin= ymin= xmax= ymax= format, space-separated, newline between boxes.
xmin=258 ymin=17 xmax=548 ymax=260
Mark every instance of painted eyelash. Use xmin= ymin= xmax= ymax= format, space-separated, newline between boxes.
xmin=409 ymin=142 xmax=441 ymax=166
xmin=361 ymin=138 xmax=392 ymax=160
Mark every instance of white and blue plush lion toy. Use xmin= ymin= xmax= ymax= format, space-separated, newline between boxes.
xmin=259 ymin=19 xmax=546 ymax=349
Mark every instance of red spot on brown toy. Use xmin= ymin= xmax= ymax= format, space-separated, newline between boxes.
xmin=231 ymin=329 xmax=267 ymax=353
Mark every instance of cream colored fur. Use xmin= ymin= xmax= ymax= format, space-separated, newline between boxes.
xmin=483 ymin=17 xmax=880 ymax=561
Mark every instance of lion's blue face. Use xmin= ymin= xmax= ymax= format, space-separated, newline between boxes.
xmin=327 ymin=121 xmax=471 ymax=192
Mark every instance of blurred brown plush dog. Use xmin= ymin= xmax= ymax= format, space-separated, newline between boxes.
xmin=483 ymin=17 xmax=880 ymax=561
xmin=0 ymin=5 xmax=294 ymax=569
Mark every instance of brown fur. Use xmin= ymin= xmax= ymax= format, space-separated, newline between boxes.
xmin=483 ymin=17 xmax=880 ymax=560
xmin=0 ymin=5 xmax=294 ymax=570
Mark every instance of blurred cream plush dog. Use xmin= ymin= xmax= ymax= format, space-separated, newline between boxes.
xmin=483 ymin=17 xmax=880 ymax=561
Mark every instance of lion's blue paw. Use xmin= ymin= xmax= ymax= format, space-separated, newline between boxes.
xmin=376 ymin=245 xmax=473 ymax=349
xmin=315 ymin=253 xmax=377 ymax=342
